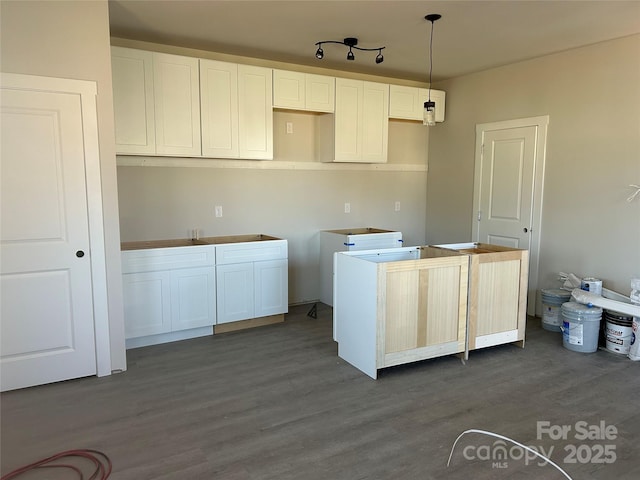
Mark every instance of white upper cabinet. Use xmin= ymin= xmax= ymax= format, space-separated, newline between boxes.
xmin=200 ymin=60 xmax=273 ymax=160
xmin=111 ymin=47 xmax=156 ymax=155
xmin=389 ymin=85 xmax=446 ymax=122
xmin=200 ymin=59 xmax=239 ymax=158
xmin=238 ymin=65 xmax=273 ymax=160
xmin=112 ymin=48 xmax=273 ymax=160
xmin=306 ymin=74 xmax=335 ymax=112
xmin=111 ymin=47 xmax=201 ymax=156
xmin=319 ymin=78 xmax=388 ymax=163
xmin=273 ymin=70 xmax=335 ymax=112
xmin=153 ymin=52 xmax=201 ymax=156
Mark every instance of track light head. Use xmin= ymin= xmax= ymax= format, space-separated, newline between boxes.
xmin=315 ymin=45 xmax=324 ymax=59
xmin=347 ymin=48 xmax=355 ymax=61
xmin=375 ymin=50 xmax=384 ymax=64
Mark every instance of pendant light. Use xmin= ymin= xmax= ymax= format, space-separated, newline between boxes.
xmin=424 ymin=14 xmax=441 ymax=126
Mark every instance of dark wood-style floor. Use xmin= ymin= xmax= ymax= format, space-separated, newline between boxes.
xmin=2 ymin=303 xmax=639 ymax=479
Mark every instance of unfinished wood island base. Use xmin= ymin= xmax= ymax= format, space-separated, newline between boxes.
xmin=334 ymin=246 xmax=469 ymax=379
xmin=333 ymin=242 xmax=529 ymax=378
xmin=433 ymin=243 xmax=529 ymax=353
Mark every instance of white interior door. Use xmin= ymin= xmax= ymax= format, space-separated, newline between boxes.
xmin=476 ymin=126 xmax=536 ymax=248
xmin=473 ymin=116 xmax=548 ymax=315
xmin=1 ymin=81 xmax=97 ymax=391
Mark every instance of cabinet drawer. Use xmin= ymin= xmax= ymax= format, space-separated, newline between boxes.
xmin=122 ymin=245 xmax=215 ymax=273
xmin=216 ymin=240 xmax=287 ymax=265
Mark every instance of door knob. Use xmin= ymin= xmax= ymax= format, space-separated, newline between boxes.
xmin=523 ymin=228 xmax=529 ymax=233
xmin=76 ymin=250 xmax=85 ymax=258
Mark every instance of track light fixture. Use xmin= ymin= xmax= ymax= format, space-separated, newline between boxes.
xmin=314 ymin=37 xmax=385 ymax=64
xmin=424 ymin=14 xmax=441 ymax=126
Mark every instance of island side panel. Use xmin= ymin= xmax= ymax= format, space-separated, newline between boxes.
xmin=334 ymin=252 xmax=379 ymax=379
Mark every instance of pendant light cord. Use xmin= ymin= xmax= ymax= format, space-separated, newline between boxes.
xmin=428 ymin=18 xmax=435 ymax=102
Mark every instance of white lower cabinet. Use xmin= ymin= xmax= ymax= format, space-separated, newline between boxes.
xmin=255 ymin=259 xmax=288 ymax=317
xmin=123 ymin=271 xmax=172 ymax=338
xmin=122 ymin=237 xmax=288 ymax=347
xmin=216 ymin=262 xmax=255 ymax=324
xmin=123 ymin=266 xmax=216 ymax=347
xmin=122 ymin=245 xmax=216 ymax=348
xmin=171 ymin=266 xmax=216 ymax=331
xmin=319 ymin=228 xmax=403 ymax=309
xmin=216 ymin=240 xmax=288 ymax=324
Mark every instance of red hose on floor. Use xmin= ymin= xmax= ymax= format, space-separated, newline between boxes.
xmin=1 ymin=449 xmax=112 ymax=479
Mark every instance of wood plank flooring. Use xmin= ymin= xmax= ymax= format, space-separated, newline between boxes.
xmin=2 ymin=303 xmax=639 ymax=479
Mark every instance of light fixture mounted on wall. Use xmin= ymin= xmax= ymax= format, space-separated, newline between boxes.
xmin=424 ymin=14 xmax=442 ymax=126
xmin=315 ymin=37 xmax=385 ymax=64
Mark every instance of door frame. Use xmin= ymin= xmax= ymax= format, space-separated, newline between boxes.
xmin=472 ymin=115 xmax=549 ymax=316
xmin=1 ymin=72 xmax=112 ymax=377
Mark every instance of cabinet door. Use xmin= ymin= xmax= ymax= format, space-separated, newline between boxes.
xmin=389 ymin=85 xmax=421 ymax=120
xmin=380 ymin=258 xmax=467 ymax=366
xmin=123 ymin=271 xmax=171 ymax=338
xmin=111 ymin=47 xmax=155 ymax=154
xmin=171 ymin=267 xmax=216 ymax=330
xmin=200 ymin=59 xmax=239 ymax=158
xmin=238 ymin=65 xmax=273 ymax=159
xmin=334 ymin=78 xmax=362 ymax=162
xmin=254 ymin=259 xmax=288 ymax=318
xmin=361 ymin=81 xmax=389 ymax=163
xmin=216 ymin=263 xmax=254 ymax=323
xmin=272 ymin=69 xmax=305 ymax=110
xmin=306 ymin=74 xmax=335 ymax=112
xmin=389 ymin=86 xmax=446 ymax=122
xmin=153 ymin=52 xmax=201 ymax=156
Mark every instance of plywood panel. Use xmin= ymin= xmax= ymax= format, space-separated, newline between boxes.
xmin=476 ymin=259 xmax=520 ymax=336
xmin=384 ymin=269 xmax=418 ymax=353
xmin=424 ymin=266 xmax=461 ymax=345
xmin=383 ymin=256 xmax=467 ymax=356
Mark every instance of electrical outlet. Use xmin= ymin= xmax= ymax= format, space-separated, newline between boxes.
xmin=215 ymin=206 xmax=223 ymax=218
xmin=395 ymin=201 xmax=401 ymax=212
xmin=286 ymin=122 xmax=293 ymax=134
xmin=344 ymin=202 xmax=351 ymax=214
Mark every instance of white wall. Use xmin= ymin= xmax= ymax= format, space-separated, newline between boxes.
xmin=0 ymin=0 xmax=127 ymax=371
xmin=428 ymin=34 xmax=640 ymax=302
xmin=117 ymin=137 xmax=429 ymax=304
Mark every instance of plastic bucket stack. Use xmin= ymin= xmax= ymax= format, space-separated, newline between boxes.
xmin=541 ymin=288 xmax=572 ymax=332
xmin=561 ymin=302 xmax=602 ymax=353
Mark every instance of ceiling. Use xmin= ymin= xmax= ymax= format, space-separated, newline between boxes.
xmin=108 ymin=0 xmax=640 ymax=83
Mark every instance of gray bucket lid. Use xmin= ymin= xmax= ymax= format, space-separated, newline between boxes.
xmin=541 ymin=288 xmax=572 ymax=298
xmin=561 ymin=301 xmax=603 ymax=317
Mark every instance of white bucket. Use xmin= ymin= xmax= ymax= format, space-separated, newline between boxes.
xmin=581 ymin=277 xmax=603 ymax=296
xmin=629 ymin=277 xmax=640 ymax=361
xmin=561 ymin=302 xmax=602 ymax=353
xmin=604 ymin=310 xmax=634 ymax=355
xmin=541 ymin=288 xmax=572 ymax=332
xmin=628 ymin=317 xmax=640 ymax=361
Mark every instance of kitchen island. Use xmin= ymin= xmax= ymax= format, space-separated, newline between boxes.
xmin=334 ymin=246 xmax=469 ymax=379
xmin=334 ymin=243 xmax=529 ymax=378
